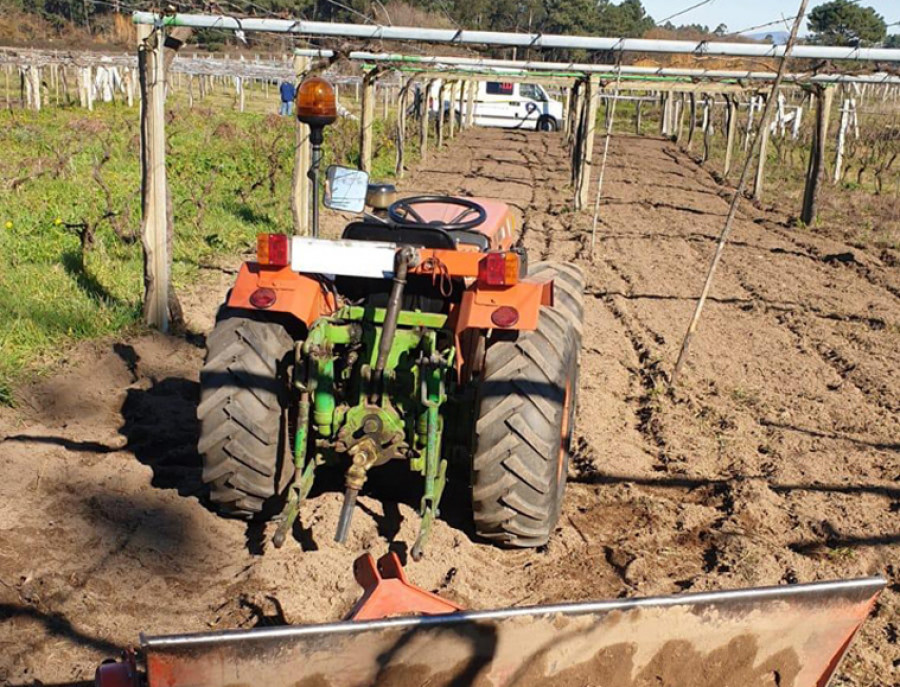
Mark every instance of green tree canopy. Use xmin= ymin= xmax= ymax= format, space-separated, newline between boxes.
xmin=807 ymin=0 xmax=887 ymax=46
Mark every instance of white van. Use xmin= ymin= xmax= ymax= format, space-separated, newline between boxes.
xmin=429 ymin=80 xmax=564 ymax=132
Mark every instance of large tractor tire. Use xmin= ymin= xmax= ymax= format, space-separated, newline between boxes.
xmin=529 ymin=261 xmax=584 ymax=336
xmin=471 ymin=262 xmax=584 ymax=547
xmin=197 ymin=311 xmax=294 ymax=518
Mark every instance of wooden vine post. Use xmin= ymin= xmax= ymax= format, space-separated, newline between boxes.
xmin=420 ymin=79 xmax=434 ymax=161
xmin=676 ymin=92 xmax=686 ymax=142
xmin=138 ymin=22 xmax=170 ymax=332
xmin=686 ymin=92 xmax=697 ymax=150
xmin=634 ymin=95 xmax=642 ymax=134
xmin=395 ymin=77 xmax=413 ymax=177
xmin=447 ymin=81 xmax=456 ymax=139
xmin=753 ymin=99 xmax=771 ymax=201
xmin=568 ymin=80 xmax=583 ymax=153
xmin=359 ymin=70 xmax=376 ymax=172
xmin=27 ymin=66 xmax=41 ymax=111
xmin=659 ymin=91 xmax=669 ymax=136
xmin=465 ymin=80 xmax=476 ymax=128
xmin=723 ymin=94 xmax=738 ymax=177
xmin=291 ymin=54 xmax=311 ymax=235
xmin=436 ymin=81 xmax=445 ymax=147
xmin=575 ymin=76 xmax=599 ymax=211
xmin=801 ymin=84 xmax=834 ymax=225
xmin=701 ymin=94 xmax=712 ymax=163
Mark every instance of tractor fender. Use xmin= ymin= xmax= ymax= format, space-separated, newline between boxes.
xmin=453 ymin=277 xmax=553 ymax=333
xmin=226 ymin=262 xmax=336 ymax=326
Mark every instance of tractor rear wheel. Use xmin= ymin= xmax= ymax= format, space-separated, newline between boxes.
xmin=197 ymin=311 xmax=295 ymax=518
xmin=529 ymin=260 xmax=584 ymax=336
xmin=471 ymin=283 xmax=582 ymax=547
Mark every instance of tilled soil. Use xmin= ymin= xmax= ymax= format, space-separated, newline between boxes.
xmin=1 ymin=128 xmax=897 ymax=686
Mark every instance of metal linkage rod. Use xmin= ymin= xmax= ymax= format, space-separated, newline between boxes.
xmin=132 ymin=12 xmax=900 ymax=63
xmin=294 ymin=49 xmax=900 ymax=84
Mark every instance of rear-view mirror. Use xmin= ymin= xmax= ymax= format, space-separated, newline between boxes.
xmin=324 ymin=165 xmax=369 ymax=213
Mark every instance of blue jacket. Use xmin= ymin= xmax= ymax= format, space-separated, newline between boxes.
xmin=280 ymin=82 xmax=296 ymax=102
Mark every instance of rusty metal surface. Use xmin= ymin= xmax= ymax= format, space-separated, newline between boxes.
xmin=142 ymin=577 xmax=884 ymax=687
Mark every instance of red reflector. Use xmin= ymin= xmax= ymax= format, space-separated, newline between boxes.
xmin=478 ymin=252 xmax=519 ymax=287
xmin=249 ymin=287 xmax=277 ymax=309
xmin=491 ymin=306 xmax=519 ymax=328
xmin=257 ymin=233 xmax=290 ymax=267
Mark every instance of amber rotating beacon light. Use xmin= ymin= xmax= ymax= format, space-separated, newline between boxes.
xmin=295 ymin=77 xmax=338 ymax=238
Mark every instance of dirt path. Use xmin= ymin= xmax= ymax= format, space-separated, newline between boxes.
xmin=0 ymin=129 xmax=897 ymax=686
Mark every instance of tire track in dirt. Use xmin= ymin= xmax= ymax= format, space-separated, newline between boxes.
xmin=676 ymin=146 xmax=900 ymax=304
xmin=653 ymin=145 xmax=900 ymax=417
xmin=580 ymin=134 xmax=898 ymax=684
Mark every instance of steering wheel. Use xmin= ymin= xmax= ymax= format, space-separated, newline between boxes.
xmin=388 ymin=196 xmax=488 ymax=231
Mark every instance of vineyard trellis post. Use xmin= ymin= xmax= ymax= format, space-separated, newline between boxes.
xmin=659 ymin=91 xmax=668 ymax=136
xmin=634 ymin=95 xmax=642 ymax=134
xmin=753 ymin=101 xmax=771 ymax=201
xmin=436 ymin=80 xmax=445 ymax=147
xmin=724 ymin=94 xmax=737 ymax=177
xmin=833 ymin=96 xmax=853 ymax=184
xmin=447 ymin=81 xmax=456 ymax=139
xmin=395 ymin=76 xmax=414 ymax=178
xmin=801 ymin=84 xmax=835 ymax=225
xmin=567 ymin=79 xmax=583 ymax=153
xmin=359 ymin=69 xmax=376 ymax=172
xmin=291 ymin=54 xmax=311 ymax=235
xmin=701 ymin=94 xmax=712 ymax=163
xmin=687 ymin=92 xmax=697 ymax=150
xmin=138 ymin=22 xmax=170 ymax=332
xmin=575 ymin=76 xmax=598 ymax=211
xmin=465 ymin=80 xmax=476 ymax=128
xmin=28 ymin=66 xmax=41 ymax=111
xmin=420 ymin=78 xmax=434 ymax=161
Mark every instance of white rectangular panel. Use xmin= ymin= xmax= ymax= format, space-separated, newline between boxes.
xmin=290 ymin=237 xmax=397 ymax=279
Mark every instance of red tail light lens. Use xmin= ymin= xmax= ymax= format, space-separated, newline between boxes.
xmin=249 ymin=287 xmax=277 ymax=309
xmin=491 ymin=306 xmax=519 ymax=328
xmin=257 ymin=233 xmax=290 ymax=267
xmin=478 ymin=252 xmax=520 ymax=287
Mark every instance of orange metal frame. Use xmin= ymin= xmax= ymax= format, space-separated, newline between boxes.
xmin=227 ymin=247 xmax=553 ymax=335
xmin=227 ymin=262 xmax=337 ymax=326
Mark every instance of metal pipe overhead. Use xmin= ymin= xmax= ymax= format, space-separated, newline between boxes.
xmin=133 ymin=12 xmax=900 ymax=63
xmin=294 ymin=48 xmax=900 ymax=85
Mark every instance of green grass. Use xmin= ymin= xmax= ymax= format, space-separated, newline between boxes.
xmin=0 ymin=99 xmax=416 ymax=404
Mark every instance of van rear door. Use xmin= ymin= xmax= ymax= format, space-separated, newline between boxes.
xmin=476 ymin=82 xmax=520 ymax=128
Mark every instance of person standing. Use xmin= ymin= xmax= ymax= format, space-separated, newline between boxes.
xmin=279 ymin=80 xmax=296 ymax=116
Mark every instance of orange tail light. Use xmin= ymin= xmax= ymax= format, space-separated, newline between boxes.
xmin=257 ymin=233 xmax=290 ymax=267
xmin=478 ymin=251 xmax=520 ymax=287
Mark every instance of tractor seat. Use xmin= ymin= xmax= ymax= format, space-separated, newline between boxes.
xmin=343 ymin=222 xmax=490 ymax=251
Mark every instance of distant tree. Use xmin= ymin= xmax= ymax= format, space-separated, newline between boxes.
xmin=714 ymin=23 xmax=728 ymax=37
xmin=807 ymin=0 xmax=887 ymax=46
xmin=538 ymin=0 xmax=598 ymax=35
xmin=886 ymin=34 xmax=900 ymax=48
xmin=598 ymin=0 xmax=655 ymax=36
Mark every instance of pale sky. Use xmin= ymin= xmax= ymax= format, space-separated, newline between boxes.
xmin=637 ymin=0 xmax=899 ymax=36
